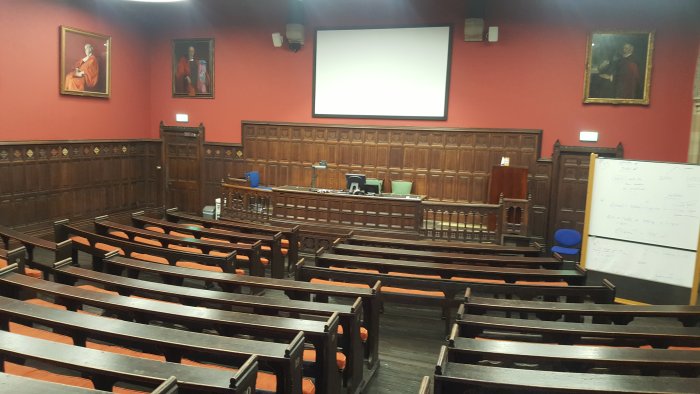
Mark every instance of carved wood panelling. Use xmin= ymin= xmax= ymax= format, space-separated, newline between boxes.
xmin=203 ymin=142 xmax=244 ymax=206
xmin=529 ymin=159 xmax=552 ymax=244
xmin=239 ymin=122 xmax=543 ymax=205
xmin=0 ymin=140 xmax=161 ymax=230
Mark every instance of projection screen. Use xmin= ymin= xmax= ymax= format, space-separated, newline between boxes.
xmin=313 ymin=26 xmax=452 ymax=119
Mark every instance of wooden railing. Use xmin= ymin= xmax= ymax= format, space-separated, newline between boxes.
xmin=220 ymin=183 xmax=529 ymax=244
xmin=221 ymin=182 xmax=272 ymax=223
xmin=419 ymin=201 xmax=502 ymax=243
xmin=501 ymin=197 xmax=530 ymax=237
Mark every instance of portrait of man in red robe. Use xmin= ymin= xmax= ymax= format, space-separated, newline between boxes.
xmin=64 ymin=43 xmax=99 ymax=92
xmin=172 ymin=39 xmax=214 ymax=98
xmin=60 ymin=26 xmax=110 ymax=98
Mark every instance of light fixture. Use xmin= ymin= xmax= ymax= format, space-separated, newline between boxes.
xmin=286 ymin=0 xmax=305 ymax=52
xmin=272 ymin=32 xmax=284 ymax=48
xmin=464 ymin=18 xmax=484 ymax=41
xmin=121 ymin=0 xmax=187 ymax=3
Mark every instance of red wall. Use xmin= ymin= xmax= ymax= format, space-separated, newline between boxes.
xmin=0 ymin=0 xmax=151 ymax=141
xmin=148 ymin=0 xmax=700 ymax=161
xmin=2 ymin=0 xmax=698 ymax=162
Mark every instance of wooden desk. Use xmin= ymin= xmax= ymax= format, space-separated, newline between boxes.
xmin=271 ymin=186 xmax=425 ymax=232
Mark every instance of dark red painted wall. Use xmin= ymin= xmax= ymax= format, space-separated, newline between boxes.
xmin=147 ymin=0 xmax=699 ymax=160
xmin=2 ymin=0 xmax=698 ymax=162
xmin=0 ymin=0 xmax=151 ymax=141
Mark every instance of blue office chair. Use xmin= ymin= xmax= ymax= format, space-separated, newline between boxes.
xmin=551 ymin=229 xmax=582 ymax=260
xmin=245 ymin=171 xmax=260 ymax=188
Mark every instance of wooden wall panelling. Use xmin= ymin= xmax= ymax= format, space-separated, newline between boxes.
xmin=203 ymin=143 xmax=244 ymax=206
xmin=240 ymin=122 xmax=543 ymax=209
xmin=529 ymin=159 xmax=552 ymax=245
xmin=0 ymin=140 xmax=160 ymax=230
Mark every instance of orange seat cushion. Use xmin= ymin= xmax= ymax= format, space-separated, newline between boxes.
xmin=86 ymin=341 xmax=166 ymax=362
xmin=281 ymin=239 xmax=290 ymax=248
xmin=388 ymin=272 xmax=441 ymax=279
xmin=134 ymin=236 xmax=162 ymax=247
xmin=77 ymin=284 xmax=119 ymax=296
xmin=10 ymin=322 xmax=74 ymax=345
xmin=303 ymin=349 xmax=347 ymax=371
xmin=210 ymin=250 xmax=232 ymax=257
xmin=25 ymin=298 xmax=67 ymax=310
xmin=25 ymin=267 xmax=43 ymax=279
xmin=5 ymin=362 xmax=95 ymax=389
xmin=382 ymin=286 xmax=445 ymax=297
xmin=182 ymin=358 xmax=315 ymax=394
xmin=514 ymin=281 xmax=569 ymax=287
xmin=109 ymin=231 xmax=129 ymax=239
xmin=337 ymin=325 xmax=369 ymax=342
xmin=451 ymin=276 xmax=506 ymax=284
xmin=669 ymin=346 xmax=700 ymax=351
xmin=145 ymin=226 xmax=165 ymax=233
xmin=309 ymin=278 xmax=370 ymax=289
xmin=260 ymin=257 xmax=269 ymax=266
xmin=201 ymin=237 xmax=229 ymax=243
xmin=71 ymin=235 xmax=125 ymax=255
xmin=281 ymin=248 xmax=288 ymax=256
xmin=260 ymin=245 xmax=271 ymax=252
xmin=131 ymin=253 xmax=169 ymax=265
xmin=169 ymin=230 xmax=193 ymax=238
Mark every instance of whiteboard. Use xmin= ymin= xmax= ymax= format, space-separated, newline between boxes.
xmin=585 ymin=237 xmax=696 ymax=288
xmin=313 ymin=26 xmax=452 ymax=119
xmin=583 ymin=157 xmax=700 ymax=301
xmin=588 ymin=158 xmax=700 ymax=250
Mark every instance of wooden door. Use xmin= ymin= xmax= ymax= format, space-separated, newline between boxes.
xmin=548 ymin=142 xmax=622 ymax=246
xmin=161 ymin=122 xmax=204 ymax=213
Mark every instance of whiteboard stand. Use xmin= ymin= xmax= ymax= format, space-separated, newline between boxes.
xmin=581 ymin=153 xmax=700 ymax=305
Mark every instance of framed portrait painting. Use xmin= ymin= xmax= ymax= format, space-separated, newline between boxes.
xmin=172 ymin=38 xmax=215 ymax=98
xmin=60 ymin=26 xmax=111 ymax=98
xmin=583 ymin=31 xmax=654 ymax=105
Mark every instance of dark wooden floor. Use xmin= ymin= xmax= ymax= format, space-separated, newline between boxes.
xmin=362 ymin=303 xmax=445 ymax=393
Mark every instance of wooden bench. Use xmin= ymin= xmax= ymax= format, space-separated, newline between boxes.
xmin=433 ymin=345 xmax=700 ymax=394
xmin=464 ymin=280 xmax=616 ymax=304
xmin=331 ymin=242 xmax=562 ymax=269
xmin=465 ymin=290 xmax=700 ymax=326
xmin=0 ymin=246 xmax=31 ymax=277
xmin=447 ymin=334 xmax=700 ymax=377
xmin=417 ymin=376 xmax=430 ymax=394
xmin=131 ymin=212 xmax=281 ymax=278
xmin=0 ymin=270 xmax=341 ymax=394
xmin=93 ymin=216 xmax=265 ymax=276
xmin=102 ymin=253 xmax=381 ymax=373
xmin=0 ymin=288 xmax=305 ymax=393
xmin=165 ymin=208 xmax=295 ymax=278
xmin=0 ymin=372 xmax=179 ymax=393
xmin=51 ymin=259 xmax=365 ymax=393
xmin=215 ymin=214 xmax=301 ymax=271
xmin=315 ymin=251 xmax=586 ymax=285
xmin=456 ymin=309 xmax=700 ymax=348
xmin=0 ymin=330 xmax=258 ymax=393
xmin=348 ymin=234 xmax=542 ymax=256
xmin=0 ymin=224 xmax=72 ymax=277
xmin=54 ymin=220 xmax=243 ymax=275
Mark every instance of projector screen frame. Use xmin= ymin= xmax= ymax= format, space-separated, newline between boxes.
xmin=312 ymin=24 xmax=453 ymax=121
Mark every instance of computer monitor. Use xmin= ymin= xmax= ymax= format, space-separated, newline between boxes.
xmin=363 ymin=183 xmax=380 ymax=194
xmin=345 ymin=174 xmax=366 ymax=193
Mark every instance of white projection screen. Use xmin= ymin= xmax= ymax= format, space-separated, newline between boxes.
xmin=313 ymin=26 xmax=452 ymax=119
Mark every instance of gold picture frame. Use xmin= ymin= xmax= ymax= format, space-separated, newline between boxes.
xmin=583 ymin=31 xmax=654 ymax=105
xmin=60 ymin=26 xmax=111 ymax=98
xmin=172 ymin=38 xmax=215 ymax=98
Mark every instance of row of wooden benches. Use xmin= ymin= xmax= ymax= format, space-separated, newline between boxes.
xmin=431 ymin=288 xmax=700 ymax=393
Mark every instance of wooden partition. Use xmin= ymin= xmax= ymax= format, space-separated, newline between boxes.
xmin=236 ymin=121 xmax=550 ymax=242
xmin=0 ymin=140 xmax=161 ymax=230
xmin=240 ymin=121 xmax=542 ymax=203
